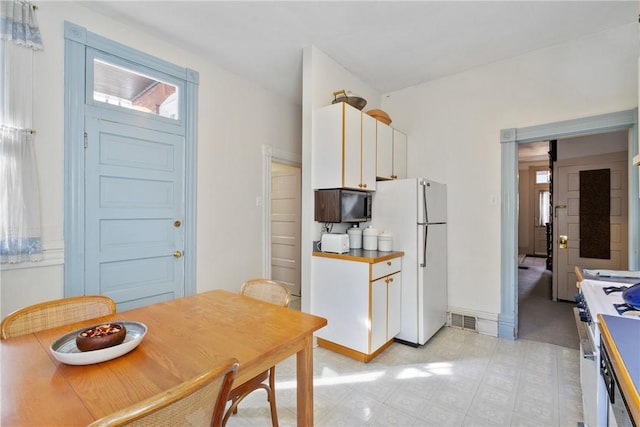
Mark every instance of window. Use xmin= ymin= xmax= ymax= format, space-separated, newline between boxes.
xmin=535 ymin=170 xmax=550 ymax=184
xmin=0 ymin=1 xmax=43 ymax=264
xmin=539 ymin=190 xmax=551 ymax=226
xmin=93 ymin=59 xmax=179 ymax=119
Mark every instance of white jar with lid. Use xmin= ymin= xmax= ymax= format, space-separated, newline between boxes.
xmin=378 ymin=232 xmax=393 ymax=252
xmin=363 ymin=226 xmax=379 ymax=250
xmin=347 ymin=225 xmax=362 ymax=249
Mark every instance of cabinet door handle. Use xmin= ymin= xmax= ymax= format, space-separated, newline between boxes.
xmin=387 ymin=261 xmax=391 ymax=266
xmin=388 ymin=277 xmax=393 ymax=283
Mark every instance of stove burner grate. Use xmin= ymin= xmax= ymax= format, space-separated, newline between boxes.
xmin=603 ymin=286 xmax=628 ymax=295
xmin=614 ymin=303 xmax=640 ymax=316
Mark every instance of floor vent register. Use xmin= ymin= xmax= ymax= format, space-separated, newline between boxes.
xmin=449 ymin=313 xmax=478 ymax=332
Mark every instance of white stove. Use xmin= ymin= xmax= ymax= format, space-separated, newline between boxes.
xmin=576 ymin=278 xmax=640 ymax=427
xmin=580 ymin=279 xmax=640 ymax=320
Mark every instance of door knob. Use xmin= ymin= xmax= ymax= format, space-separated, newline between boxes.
xmin=173 ymin=250 xmax=183 ymax=258
xmin=174 ymin=220 xmax=181 ymax=228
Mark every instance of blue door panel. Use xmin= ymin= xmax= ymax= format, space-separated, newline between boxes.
xmin=116 ymin=293 xmax=175 ymax=313
xmin=100 ymin=134 xmax=177 ymax=173
xmin=100 ymin=176 xmax=175 ymax=209
xmin=85 ymin=116 xmax=185 ymax=308
xmin=100 ymin=257 xmax=178 ymax=292
xmin=100 ymin=219 xmax=174 ymax=249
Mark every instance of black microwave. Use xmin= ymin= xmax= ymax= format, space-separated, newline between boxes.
xmin=314 ymin=189 xmax=372 ymax=223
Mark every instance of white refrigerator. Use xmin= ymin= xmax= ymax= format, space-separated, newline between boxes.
xmin=372 ymin=178 xmax=448 ymax=346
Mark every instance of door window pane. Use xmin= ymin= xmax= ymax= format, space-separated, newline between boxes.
xmin=539 ymin=190 xmax=551 ymax=226
xmin=535 ymin=170 xmax=550 ymax=184
xmin=93 ymin=59 xmax=179 ymax=120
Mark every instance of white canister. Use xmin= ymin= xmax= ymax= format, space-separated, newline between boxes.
xmin=378 ymin=232 xmax=393 ymax=252
xmin=363 ymin=226 xmax=379 ymax=250
xmin=347 ymin=225 xmax=362 ymax=249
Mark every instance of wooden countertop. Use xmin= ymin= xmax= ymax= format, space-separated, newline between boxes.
xmin=597 ymin=314 xmax=640 ymax=426
xmin=312 ymin=250 xmax=404 ymax=263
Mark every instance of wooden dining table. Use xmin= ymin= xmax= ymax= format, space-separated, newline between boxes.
xmin=1 ymin=289 xmax=327 ymax=426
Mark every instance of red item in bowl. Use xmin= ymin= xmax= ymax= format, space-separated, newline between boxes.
xmin=76 ymin=323 xmax=126 ymax=352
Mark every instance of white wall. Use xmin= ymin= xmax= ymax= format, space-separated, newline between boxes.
xmin=2 ymin=5 xmax=637 ymax=328
xmin=0 ymin=2 xmax=302 ymax=318
xmin=300 ymin=46 xmax=382 ymax=312
xmin=380 ymin=23 xmax=638 ymax=317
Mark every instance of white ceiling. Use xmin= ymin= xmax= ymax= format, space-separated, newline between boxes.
xmin=78 ymin=1 xmax=639 ymax=106
xmin=518 ymin=140 xmax=549 ymax=161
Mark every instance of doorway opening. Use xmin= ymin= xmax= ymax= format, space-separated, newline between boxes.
xmin=271 ymin=162 xmax=302 ymax=298
xmin=517 ymin=130 xmax=628 ymax=348
xmin=262 ymin=145 xmax=302 ymax=309
xmin=499 ymin=109 xmax=639 ymax=340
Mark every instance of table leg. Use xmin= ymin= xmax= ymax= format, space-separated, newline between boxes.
xmin=296 ymin=334 xmax=314 ymax=426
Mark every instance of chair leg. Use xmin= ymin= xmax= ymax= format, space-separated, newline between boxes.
xmin=222 ymin=384 xmax=277 ymax=426
xmin=222 ymin=367 xmax=279 ymax=427
xmin=268 ymin=367 xmax=279 ymax=427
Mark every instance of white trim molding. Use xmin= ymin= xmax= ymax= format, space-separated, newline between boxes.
xmin=0 ymin=243 xmax=64 ymax=271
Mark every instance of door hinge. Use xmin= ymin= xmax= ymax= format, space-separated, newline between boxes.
xmin=84 ymin=132 xmax=88 ymax=149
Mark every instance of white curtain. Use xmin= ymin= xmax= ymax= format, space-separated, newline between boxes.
xmin=0 ymin=0 xmax=43 ymax=263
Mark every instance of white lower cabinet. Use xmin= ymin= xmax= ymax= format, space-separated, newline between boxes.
xmin=371 ymin=271 xmax=402 ymax=351
xmin=311 ymin=254 xmax=402 ymax=362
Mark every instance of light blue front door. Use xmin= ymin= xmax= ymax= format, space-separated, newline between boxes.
xmin=84 ymin=117 xmax=185 ymax=310
xmin=79 ymin=43 xmax=190 ymax=311
xmin=64 ymin=23 xmax=198 ymax=307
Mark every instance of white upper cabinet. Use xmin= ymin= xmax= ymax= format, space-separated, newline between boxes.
xmin=360 ymin=112 xmax=377 ymax=190
xmin=375 ymin=122 xmax=393 ymax=179
xmin=392 ymin=129 xmax=407 ymax=180
xmin=376 ymin=122 xmax=407 ymax=181
xmin=313 ymin=102 xmax=376 ymax=191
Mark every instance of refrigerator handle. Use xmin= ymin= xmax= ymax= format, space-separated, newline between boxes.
xmin=421 ymin=180 xmax=429 ymax=224
xmin=420 ymin=224 xmax=428 ymax=267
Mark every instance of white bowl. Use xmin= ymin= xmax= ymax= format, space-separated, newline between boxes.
xmin=50 ymin=321 xmax=147 ymax=365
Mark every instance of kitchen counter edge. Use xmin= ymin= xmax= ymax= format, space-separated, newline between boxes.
xmin=312 ymin=250 xmax=404 ymax=263
xmin=597 ymin=313 xmax=640 ymax=426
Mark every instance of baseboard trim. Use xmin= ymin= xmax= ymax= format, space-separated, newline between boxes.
xmin=448 ymin=306 xmax=499 ymax=337
xmin=316 ymin=337 xmax=393 ymax=363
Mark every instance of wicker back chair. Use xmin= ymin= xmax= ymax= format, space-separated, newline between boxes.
xmin=239 ymin=279 xmax=291 ymax=307
xmin=223 ymin=279 xmax=291 ymax=426
xmin=1 ymin=295 xmax=117 ymax=339
xmin=88 ymin=358 xmax=239 ymax=427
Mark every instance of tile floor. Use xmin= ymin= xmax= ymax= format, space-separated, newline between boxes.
xmin=225 ymin=326 xmax=583 ymax=426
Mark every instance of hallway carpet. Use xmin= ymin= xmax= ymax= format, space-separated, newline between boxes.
xmin=518 ymin=256 xmax=579 ymax=350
